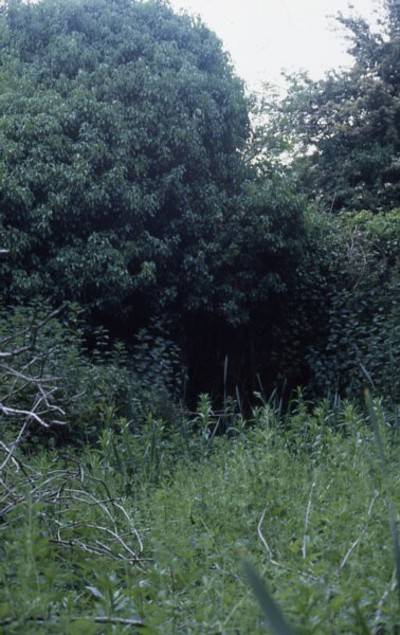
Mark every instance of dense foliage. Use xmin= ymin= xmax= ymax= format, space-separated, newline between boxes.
xmin=2 ymin=298 xmax=399 ymax=633
xmin=307 ymin=209 xmax=400 ymax=401
xmin=0 ymin=0 xmax=308 ymax=399
xmin=255 ymin=0 xmax=400 ymax=213
xmin=2 ymin=386 xmax=400 ymax=633
xmin=0 ymin=303 xmax=183 ymax=447
xmin=269 ymin=207 xmax=400 ymax=403
xmin=1 ymin=1 xmax=400 ymax=631
xmin=245 ymin=0 xmax=400 ymax=404
xmin=0 ymin=0 xmax=302 ymax=334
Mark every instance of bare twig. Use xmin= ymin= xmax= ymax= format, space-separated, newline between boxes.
xmin=0 ymin=345 xmax=32 ymax=359
xmin=374 ymin=568 xmax=397 ymax=628
xmin=257 ymin=508 xmax=273 ymax=559
xmin=0 ymin=307 xmax=69 ymax=520
xmin=257 ymin=507 xmax=281 ymax=567
xmin=0 ymin=305 xmax=65 ymax=348
xmin=0 ymin=419 xmax=31 ymax=471
xmin=340 ymin=490 xmax=379 ymax=570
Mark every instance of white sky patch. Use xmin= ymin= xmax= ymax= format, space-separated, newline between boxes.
xmin=169 ymin=0 xmax=382 ymax=89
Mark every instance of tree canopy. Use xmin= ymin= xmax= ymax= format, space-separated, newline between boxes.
xmin=0 ymin=0 xmax=303 ymax=338
xmin=256 ymin=0 xmax=400 ymax=213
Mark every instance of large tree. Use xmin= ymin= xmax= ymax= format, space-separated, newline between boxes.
xmin=0 ymin=0 xmax=244 ymax=313
xmin=0 ymin=0 xmax=304 ymax=397
xmin=255 ymin=0 xmax=400 ymax=212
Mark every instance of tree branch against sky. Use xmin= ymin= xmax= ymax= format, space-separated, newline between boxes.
xmin=169 ymin=0 xmax=380 ymax=88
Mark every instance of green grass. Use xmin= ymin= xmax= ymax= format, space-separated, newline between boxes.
xmin=1 ymin=399 xmax=399 ymax=633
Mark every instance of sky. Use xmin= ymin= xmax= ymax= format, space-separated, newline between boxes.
xmin=169 ymin=0 xmax=382 ymax=90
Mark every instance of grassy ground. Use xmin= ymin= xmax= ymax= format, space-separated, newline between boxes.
xmin=1 ymin=398 xmax=399 ymax=634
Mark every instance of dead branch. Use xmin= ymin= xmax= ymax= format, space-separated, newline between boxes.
xmin=0 ymin=306 xmax=69 ymax=520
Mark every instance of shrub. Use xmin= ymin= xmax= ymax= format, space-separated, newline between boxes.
xmin=304 ymin=209 xmax=400 ymax=402
xmin=0 ymin=303 xmax=183 ymax=448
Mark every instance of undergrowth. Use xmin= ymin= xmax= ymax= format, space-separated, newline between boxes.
xmin=1 ymin=397 xmax=399 ymax=634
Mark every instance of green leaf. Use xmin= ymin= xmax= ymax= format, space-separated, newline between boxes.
xmin=243 ymin=562 xmax=296 ymax=635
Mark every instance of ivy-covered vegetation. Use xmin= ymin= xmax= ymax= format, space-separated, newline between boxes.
xmin=1 ymin=0 xmax=400 ymax=632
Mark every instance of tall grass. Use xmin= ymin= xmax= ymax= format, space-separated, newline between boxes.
xmin=1 ymin=396 xmax=400 ymax=633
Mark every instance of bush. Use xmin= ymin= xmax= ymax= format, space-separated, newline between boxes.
xmin=0 ymin=0 xmax=250 ymax=318
xmin=0 ymin=303 xmax=183 ymax=447
xmin=293 ymin=209 xmax=400 ymax=402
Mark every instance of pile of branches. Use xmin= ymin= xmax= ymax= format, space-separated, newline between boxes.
xmin=0 ymin=306 xmax=145 ymax=569
xmin=0 ymin=307 xmax=67 ymax=519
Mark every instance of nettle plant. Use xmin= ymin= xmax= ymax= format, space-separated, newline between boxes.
xmin=307 ymin=209 xmax=400 ymax=401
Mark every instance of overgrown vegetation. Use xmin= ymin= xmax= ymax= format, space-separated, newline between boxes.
xmin=2 ymin=376 xmax=400 ymax=633
xmin=1 ymin=0 xmax=400 ymax=632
